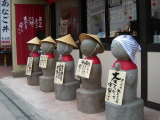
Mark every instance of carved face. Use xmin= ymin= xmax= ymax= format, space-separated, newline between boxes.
xmin=80 ymin=38 xmax=100 ymax=57
xmin=57 ymin=42 xmax=73 ymax=55
xmin=28 ymin=44 xmax=40 ymax=52
xmin=111 ymin=40 xmax=130 ymax=60
xmin=40 ymin=42 xmax=54 ymax=54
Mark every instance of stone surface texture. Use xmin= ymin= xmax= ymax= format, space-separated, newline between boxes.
xmin=105 ymin=38 xmax=144 ymax=120
xmin=77 ymin=37 xmax=105 ymax=114
xmin=27 ymin=44 xmax=42 ymax=86
xmin=54 ymin=42 xmax=80 ymax=101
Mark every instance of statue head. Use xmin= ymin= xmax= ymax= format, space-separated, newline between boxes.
xmin=79 ymin=33 xmax=104 ymax=57
xmin=27 ymin=37 xmax=41 ymax=53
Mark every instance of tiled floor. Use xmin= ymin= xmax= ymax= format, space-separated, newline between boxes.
xmin=0 ymin=67 xmax=159 ymax=120
xmin=0 ymin=66 xmax=12 ymax=78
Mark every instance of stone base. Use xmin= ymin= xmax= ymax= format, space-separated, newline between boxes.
xmin=54 ymin=80 xmax=80 ymax=101
xmin=27 ymin=72 xmax=42 ymax=86
xmin=105 ymin=98 xmax=144 ymax=120
xmin=39 ymin=76 xmax=54 ymax=92
xmin=76 ymin=88 xmax=106 ymax=114
xmin=12 ymin=70 xmax=26 ymax=78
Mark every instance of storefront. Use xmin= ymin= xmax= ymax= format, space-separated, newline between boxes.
xmin=2 ymin=0 xmax=159 ymax=111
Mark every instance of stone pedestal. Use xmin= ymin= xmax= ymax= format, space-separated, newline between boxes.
xmin=105 ymin=98 xmax=144 ymax=120
xmin=39 ymin=76 xmax=54 ymax=92
xmin=27 ymin=72 xmax=42 ymax=86
xmin=54 ymin=80 xmax=80 ymax=101
xmin=76 ymin=88 xmax=106 ymax=114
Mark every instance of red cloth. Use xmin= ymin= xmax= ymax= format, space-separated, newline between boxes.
xmin=112 ymin=59 xmax=137 ymax=70
xmin=15 ymin=4 xmax=45 ymax=65
xmin=62 ymin=55 xmax=74 ymax=62
xmin=31 ymin=52 xmax=40 ymax=57
xmin=47 ymin=0 xmax=58 ymax=4
xmin=86 ymin=56 xmax=101 ymax=64
xmin=45 ymin=53 xmax=55 ymax=59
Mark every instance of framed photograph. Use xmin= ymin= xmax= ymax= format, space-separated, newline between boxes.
xmin=109 ymin=0 xmax=122 ymax=8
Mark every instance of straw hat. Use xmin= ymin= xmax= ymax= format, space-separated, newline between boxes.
xmin=56 ymin=34 xmax=78 ymax=48
xmin=27 ymin=37 xmax=41 ymax=45
xmin=79 ymin=33 xmax=104 ymax=53
xmin=40 ymin=36 xmax=57 ymax=46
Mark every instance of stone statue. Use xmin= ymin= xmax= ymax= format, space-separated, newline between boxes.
xmin=76 ymin=33 xmax=106 ymax=114
xmin=39 ymin=36 xmax=57 ymax=92
xmin=26 ymin=37 xmax=42 ymax=86
xmin=54 ymin=34 xmax=80 ymax=101
xmin=105 ymin=35 xmax=144 ymax=120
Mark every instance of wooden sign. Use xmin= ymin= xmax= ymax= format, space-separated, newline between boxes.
xmin=75 ymin=59 xmax=93 ymax=79
xmin=54 ymin=62 xmax=65 ymax=84
xmin=105 ymin=70 xmax=126 ymax=105
xmin=59 ymin=20 xmax=68 ymax=35
xmin=39 ymin=55 xmax=48 ymax=68
xmin=26 ymin=57 xmax=33 ymax=75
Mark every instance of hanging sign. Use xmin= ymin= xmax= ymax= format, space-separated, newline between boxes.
xmin=26 ymin=57 xmax=33 ymax=75
xmin=39 ymin=55 xmax=48 ymax=68
xmin=75 ymin=59 xmax=93 ymax=79
xmin=1 ymin=0 xmax=11 ymax=45
xmin=54 ymin=62 xmax=65 ymax=84
xmin=105 ymin=70 xmax=126 ymax=105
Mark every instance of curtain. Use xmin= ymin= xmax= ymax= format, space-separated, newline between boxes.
xmin=15 ymin=4 xmax=45 ymax=65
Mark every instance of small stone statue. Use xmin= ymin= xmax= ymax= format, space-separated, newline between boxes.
xmin=105 ymin=35 xmax=144 ymax=120
xmin=76 ymin=33 xmax=106 ymax=114
xmin=54 ymin=34 xmax=80 ymax=101
xmin=26 ymin=37 xmax=42 ymax=86
xmin=39 ymin=36 xmax=57 ymax=92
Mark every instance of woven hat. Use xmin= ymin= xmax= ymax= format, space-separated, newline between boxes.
xmin=113 ymin=35 xmax=141 ymax=64
xmin=40 ymin=36 xmax=57 ymax=46
xmin=79 ymin=33 xmax=104 ymax=53
xmin=27 ymin=37 xmax=40 ymax=45
xmin=56 ymin=34 xmax=78 ymax=48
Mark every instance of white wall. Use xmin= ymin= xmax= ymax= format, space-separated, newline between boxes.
xmin=148 ymin=52 xmax=160 ymax=104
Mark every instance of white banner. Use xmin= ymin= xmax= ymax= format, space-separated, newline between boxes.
xmin=1 ymin=0 xmax=11 ymax=45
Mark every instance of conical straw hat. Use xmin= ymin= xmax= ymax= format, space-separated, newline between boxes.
xmin=79 ymin=33 xmax=104 ymax=53
xmin=27 ymin=37 xmax=41 ymax=45
xmin=40 ymin=36 xmax=57 ymax=46
xmin=56 ymin=34 xmax=78 ymax=48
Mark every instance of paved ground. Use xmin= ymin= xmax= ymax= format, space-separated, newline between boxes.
xmin=0 ymin=76 xmax=159 ymax=120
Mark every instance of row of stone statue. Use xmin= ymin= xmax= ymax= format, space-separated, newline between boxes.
xmin=26 ymin=33 xmax=144 ymax=120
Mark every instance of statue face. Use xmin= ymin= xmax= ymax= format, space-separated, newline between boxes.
xmin=40 ymin=42 xmax=54 ymax=54
xmin=57 ymin=42 xmax=73 ymax=55
xmin=80 ymin=38 xmax=99 ymax=57
xmin=111 ymin=40 xmax=130 ymax=60
xmin=28 ymin=44 xmax=40 ymax=52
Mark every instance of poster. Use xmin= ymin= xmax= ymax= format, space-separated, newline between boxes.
xmin=105 ymin=70 xmax=126 ymax=105
xmin=59 ymin=20 xmax=68 ymax=35
xmin=26 ymin=57 xmax=33 ymax=75
xmin=54 ymin=62 xmax=65 ymax=84
xmin=1 ymin=0 xmax=11 ymax=45
xmin=75 ymin=59 xmax=93 ymax=79
xmin=39 ymin=55 xmax=48 ymax=68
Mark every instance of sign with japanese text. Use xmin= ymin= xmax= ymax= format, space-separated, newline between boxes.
xmin=15 ymin=4 xmax=45 ymax=65
xmin=105 ymin=70 xmax=126 ymax=105
xmin=54 ymin=62 xmax=65 ymax=84
xmin=1 ymin=0 xmax=11 ymax=45
xmin=26 ymin=57 xmax=33 ymax=75
xmin=75 ymin=59 xmax=93 ymax=79
xmin=59 ymin=20 xmax=68 ymax=35
xmin=39 ymin=55 xmax=48 ymax=68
